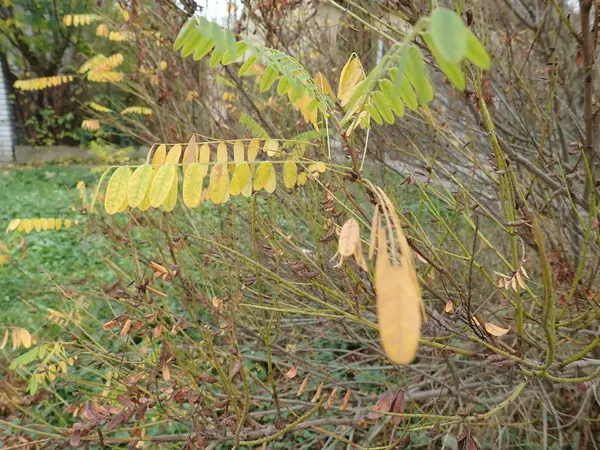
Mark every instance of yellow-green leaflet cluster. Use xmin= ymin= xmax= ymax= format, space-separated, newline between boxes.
xmin=102 ymin=140 xmax=327 ymax=215
xmin=5 ymin=218 xmax=76 ymax=233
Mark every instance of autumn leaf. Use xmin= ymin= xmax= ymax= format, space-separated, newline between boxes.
xmin=284 ymin=365 xmax=298 ymax=379
xmin=366 ymin=390 xmax=395 ymax=420
xmin=484 ymin=322 xmax=510 ymax=337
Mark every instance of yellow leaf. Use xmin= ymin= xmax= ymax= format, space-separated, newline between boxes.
xmin=217 ymin=142 xmax=228 ymax=163
xmin=233 ymin=142 xmax=245 ymax=165
xmin=105 ymin=167 xmax=132 ymax=215
xmin=338 ymin=54 xmax=365 ymax=106
xmin=163 ymin=172 xmax=178 ymax=212
xmin=484 ymin=322 xmax=509 ymax=337
xmin=138 ymin=192 xmax=151 ymax=211
xmin=150 ymin=164 xmax=177 ymax=208
xmin=47 ymin=218 xmax=55 ymax=230
xmin=183 ymin=163 xmax=204 ymax=208
xmin=152 ymin=144 xmax=167 ymax=166
xmin=254 ymin=162 xmax=276 ymax=193
xmin=264 ymin=139 xmax=279 ymax=157
xmin=282 ymin=161 xmax=298 ymax=189
xmin=375 ymin=227 xmax=421 ymax=364
xmin=165 ymin=144 xmax=182 ymax=164
xmin=33 ymin=218 xmax=43 ymax=232
xmin=368 ymin=207 xmax=380 ymax=261
xmin=315 ymin=162 xmax=327 ymax=173
xmin=19 ymin=328 xmax=32 ymax=348
xmin=23 ymin=219 xmax=33 ymax=233
xmin=199 ymin=143 xmax=211 ymax=177
xmin=209 ymin=163 xmax=230 ymax=204
xmin=0 ymin=329 xmax=8 ymax=349
xmin=230 ymin=162 xmax=251 ymax=196
xmin=247 ymin=140 xmax=260 ymax=162
xmin=183 ymin=138 xmax=198 ymax=174
xmin=338 ymin=218 xmax=360 ymax=257
xmin=128 ymin=164 xmax=153 ymax=208
xmin=65 ymin=219 xmax=72 ymax=228
xmin=298 ymin=172 xmax=307 ymax=186
xmin=314 ymin=72 xmax=335 ymax=100
xmin=6 ymin=219 xmax=20 ymax=232
xmin=0 ymin=255 xmax=8 ymax=265
xmin=55 ymin=219 xmax=62 ymax=231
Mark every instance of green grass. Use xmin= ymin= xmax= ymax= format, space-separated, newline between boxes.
xmin=0 ymin=165 xmax=111 ymax=331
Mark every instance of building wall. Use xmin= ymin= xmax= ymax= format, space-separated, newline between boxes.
xmin=0 ymin=64 xmax=14 ymax=163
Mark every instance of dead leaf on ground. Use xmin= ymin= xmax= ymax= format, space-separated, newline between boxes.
xmin=284 ymin=365 xmax=298 ymax=379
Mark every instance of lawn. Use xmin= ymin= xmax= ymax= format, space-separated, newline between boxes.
xmin=0 ymin=164 xmax=111 ymax=332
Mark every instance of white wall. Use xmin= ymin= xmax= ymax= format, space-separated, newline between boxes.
xmin=0 ymin=66 xmax=14 ymax=162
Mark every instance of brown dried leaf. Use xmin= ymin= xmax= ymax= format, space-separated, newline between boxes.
xmin=368 ymin=207 xmax=380 ymax=260
xmin=229 ymin=360 xmax=242 ymax=380
xmin=366 ymin=390 xmax=395 ymax=420
xmin=105 ymin=413 xmax=124 ymax=432
xmin=284 ymin=365 xmax=298 ymax=379
xmin=297 ymin=375 xmax=310 ymax=396
xmin=120 ymin=319 xmax=132 ymax=337
xmin=338 ymin=218 xmax=361 ymax=257
xmin=103 ymin=319 xmax=119 ymax=330
xmin=375 ymin=227 xmax=421 ymax=364
xmin=353 ymin=239 xmax=368 ymax=271
xmin=153 ymin=324 xmax=165 ymax=339
xmin=69 ymin=429 xmax=81 ymax=447
xmin=162 ymin=365 xmax=171 ymax=381
xmin=484 ymin=322 xmax=510 ymax=337
xmin=340 ymin=389 xmax=352 ymax=411
xmin=445 ymin=300 xmax=455 ymax=313
xmin=391 ymin=390 xmax=405 ymax=425
xmin=311 ymin=381 xmax=324 ymax=403
xmin=325 ymin=387 xmax=338 ymax=410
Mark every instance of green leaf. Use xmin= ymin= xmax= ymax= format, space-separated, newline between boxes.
xmin=174 ymin=18 xmax=197 ymax=51
xmin=430 ymin=8 xmax=467 ymax=64
xmin=210 ymin=50 xmax=224 ymax=67
xmin=277 ymin=76 xmax=290 ymax=96
xmin=393 ymin=47 xmax=409 ymax=94
xmin=379 ymin=79 xmax=405 ymax=117
xmin=225 ymin=29 xmax=237 ymax=60
xmin=366 ymin=104 xmax=383 ymax=125
xmin=27 ymin=374 xmax=39 ymax=394
xmin=406 ymin=45 xmax=434 ymax=106
xmin=180 ymin=28 xmax=204 ymax=58
xmin=192 ymin=37 xmax=215 ymax=61
xmin=260 ymin=65 xmax=278 ymax=92
xmin=372 ymin=91 xmax=395 ymax=124
xmin=9 ymin=346 xmax=39 ymax=370
xmin=211 ymin=21 xmax=226 ymax=54
xmin=391 ymin=68 xmax=417 ymax=111
xmin=198 ymin=17 xmax=213 ymax=40
xmin=465 ymin=29 xmax=491 ymax=70
xmin=235 ymin=41 xmax=249 ymax=58
xmin=238 ymin=55 xmax=257 ymax=76
xmin=424 ymin=34 xmax=466 ymax=91
xmin=222 ymin=41 xmax=249 ymax=65
xmin=290 ymin=82 xmax=304 ymax=103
